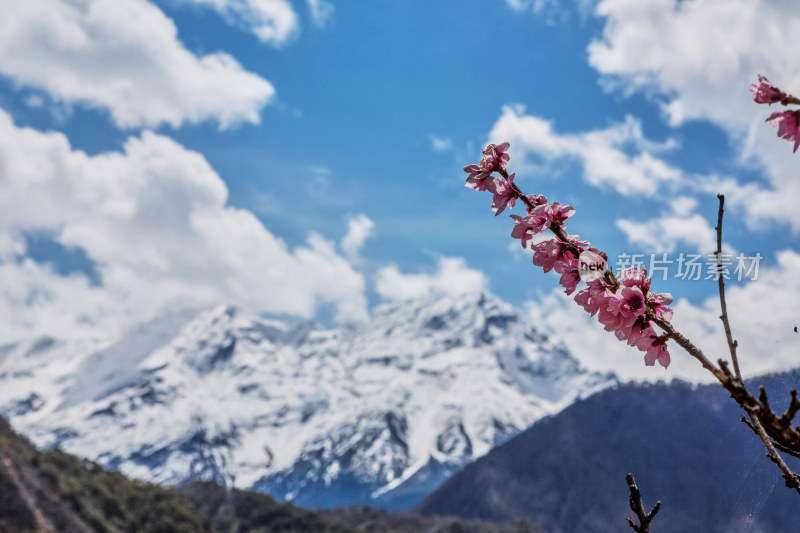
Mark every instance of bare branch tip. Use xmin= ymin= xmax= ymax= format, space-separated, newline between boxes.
xmin=651 ymin=501 xmax=662 ymax=514
xmin=626 ymin=473 xmax=660 ymax=532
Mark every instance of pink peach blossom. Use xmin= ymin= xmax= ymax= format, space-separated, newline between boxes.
xmin=487 ymin=173 xmax=517 ymax=215
xmin=574 ymin=279 xmax=611 ymax=316
xmin=531 ymin=240 xmax=563 ymax=272
xmin=530 ymin=239 xmax=582 ymax=294
xmin=547 ymin=202 xmax=575 ymax=228
xmin=751 ymin=75 xmax=785 ymax=104
xmin=600 ymin=286 xmax=647 ymax=331
xmin=620 ymin=266 xmax=651 ymax=293
xmin=649 ymin=292 xmax=674 ymax=321
xmin=766 ymin=110 xmax=800 ymax=153
xmin=482 ymin=142 xmax=511 ymax=170
xmin=463 ymin=143 xmax=511 ymax=189
xmin=643 ymin=337 xmax=670 ymax=368
xmin=511 ymin=202 xmax=575 ymax=246
xmin=464 ymin=169 xmax=491 ymax=191
xmin=510 ymin=206 xmax=551 ymax=247
xmin=525 ymin=194 xmax=548 ymax=211
xmin=510 ymin=215 xmax=542 ymax=248
xmin=531 ymin=238 xmax=580 ymax=270
xmin=463 ymin=140 xmax=674 ymax=370
xmin=557 ymin=268 xmax=581 ymax=295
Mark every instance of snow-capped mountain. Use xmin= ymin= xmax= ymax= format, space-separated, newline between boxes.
xmin=0 ymin=291 xmax=616 ymax=508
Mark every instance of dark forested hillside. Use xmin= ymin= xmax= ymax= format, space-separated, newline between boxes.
xmin=0 ymin=415 xmax=538 ymax=533
xmin=0 ymin=415 xmax=208 ymax=532
xmin=419 ymin=373 xmax=800 ymax=533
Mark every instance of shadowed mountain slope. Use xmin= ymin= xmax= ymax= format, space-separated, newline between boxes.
xmin=419 ymin=373 xmax=800 ymax=533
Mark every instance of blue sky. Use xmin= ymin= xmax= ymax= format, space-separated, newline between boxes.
xmin=0 ymin=0 xmax=798 ymax=381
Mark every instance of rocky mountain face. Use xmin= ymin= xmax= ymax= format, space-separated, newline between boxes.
xmin=418 ymin=374 xmax=800 ymax=533
xmin=0 ymin=291 xmax=615 ymax=508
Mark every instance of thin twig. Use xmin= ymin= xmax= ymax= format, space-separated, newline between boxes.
xmin=741 ymin=416 xmax=800 ymax=460
xmin=626 ymin=474 xmax=661 ymax=533
xmin=714 ymin=194 xmax=741 ymax=380
xmin=745 ymin=408 xmax=800 ymax=493
xmin=654 ymin=197 xmax=800 ymax=496
xmin=780 ymin=390 xmax=800 ymax=428
xmin=718 ymin=361 xmax=800 ymax=451
xmin=771 ymin=440 xmax=800 ymax=460
xmin=651 ymin=317 xmax=725 ymax=381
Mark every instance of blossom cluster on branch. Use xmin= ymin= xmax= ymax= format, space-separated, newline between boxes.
xmin=751 ymin=75 xmax=800 ymax=152
xmin=462 ymin=78 xmax=800 ymax=518
xmin=464 ymin=143 xmax=673 ymax=368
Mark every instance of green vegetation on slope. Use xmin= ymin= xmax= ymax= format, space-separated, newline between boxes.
xmin=1 ymin=417 xmax=539 ymax=533
xmin=0 ymin=416 xmax=208 ymax=532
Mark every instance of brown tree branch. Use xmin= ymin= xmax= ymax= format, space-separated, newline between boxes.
xmin=626 ymin=474 xmax=661 ymax=533
xmin=716 ymin=362 xmax=800 ymax=455
xmin=709 ymin=196 xmax=800 ymax=488
xmin=489 ymin=165 xmax=800 ymax=495
xmin=741 ymin=416 xmax=800 ymax=460
xmin=744 ymin=408 xmax=800 ymax=493
xmin=498 ymin=167 xmax=586 ymax=260
xmin=650 ymin=317 xmax=725 ymax=381
xmin=714 ymin=194 xmax=742 ymax=380
xmin=771 ymin=440 xmax=800 ymax=460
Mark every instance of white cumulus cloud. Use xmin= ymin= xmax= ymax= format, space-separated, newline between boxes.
xmin=340 ymin=215 xmax=374 ymax=264
xmin=504 ymin=0 xmax=576 ymax=21
xmin=616 ymin=196 xmax=719 ymax=254
xmin=306 ymin=0 xmax=334 ymax=27
xmin=183 ymin=0 xmax=300 ymax=45
xmin=587 ymin=0 xmax=800 ymax=230
xmin=429 ymin=135 xmax=454 ymax=153
xmin=489 ymin=106 xmax=683 ymax=196
xmin=0 ymin=0 xmax=275 ymax=129
xmin=0 ymin=109 xmax=367 ymax=342
xmin=179 ymin=0 xmax=333 ymax=42
xmin=375 ymin=257 xmax=488 ymax=302
xmin=671 ymin=249 xmax=800 ymax=380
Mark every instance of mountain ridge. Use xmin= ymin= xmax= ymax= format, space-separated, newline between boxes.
xmin=0 ymin=291 xmax=616 ymax=508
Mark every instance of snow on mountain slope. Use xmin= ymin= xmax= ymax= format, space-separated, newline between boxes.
xmin=0 ymin=291 xmax=617 ymax=508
